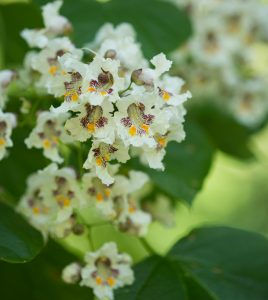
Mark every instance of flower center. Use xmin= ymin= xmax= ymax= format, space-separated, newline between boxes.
xmin=64 ymin=72 xmax=82 ymax=102
xmin=92 ymin=257 xmax=119 ymax=286
xmin=80 ymin=104 xmax=108 ymax=132
xmin=87 ymin=70 xmax=114 ymax=96
xmin=121 ymin=103 xmax=154 ymax=136
xmin=93 ymin=143 xmax=118 ymax=168
xmin=88 ymin=177 xmax=112 ymax=203
xmin=53 ymin=176 xmax=74 ymax=208
xmin=158 ymin=88 xmax=172 ymax=101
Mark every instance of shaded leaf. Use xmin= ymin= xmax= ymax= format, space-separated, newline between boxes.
xmin=0 ymin=240 xmax=94 ymax=299
xmin=115 ymin=255 xmax=187 ymax=300
xmin=0 ymin=2 xmax=42 ymax=67
xmin=0 ymin=202 xmax=44 ymax=263
xmin=169 ymin=226 xmax=268 ymax=300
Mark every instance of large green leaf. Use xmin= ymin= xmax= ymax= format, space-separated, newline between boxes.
xmin=34 ymin=0 xmax=192 ymax=58
xmin=169 ymin=226 xmax=268 ymax=300
xmin=0 ymin=240 xmax=94 ymax=300
xmin=115 ymin=255 xmax=187 ymax=300
xmin=190 ymin=102 xmax=256 ymax=159
xmin=0 ymin=2 xmax=42 ymax=67
xmin=0 ymin=202 xmax=44 ymax=263
xmin=128 ymin=121 xmax=215 ymax=205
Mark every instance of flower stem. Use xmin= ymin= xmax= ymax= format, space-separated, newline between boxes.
xmin=119 ymin=81 xmax=133 ymax=96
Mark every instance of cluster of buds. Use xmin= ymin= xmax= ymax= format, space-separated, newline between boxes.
xmin=174 ymin=0 xmax=268 ymax=127
xmin=0 ymin=1 xmax=191 ymax=299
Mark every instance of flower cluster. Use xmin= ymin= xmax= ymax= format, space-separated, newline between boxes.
xmin=0 ymin=1 xmax=191 ymax=299
xmin=174 ymin=0 xmax=268 ymax=127
xmin=62 ymin=242 xmax=134 ymax=300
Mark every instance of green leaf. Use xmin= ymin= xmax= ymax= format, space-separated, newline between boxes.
xmin=169 ymin=226 xmax=268 ymax=300
xmin=0 ymin=2 xmax=42 ymax=67
xmin=35 ymin=0 xmax=192 ymax=58
xmin=190 ymin=102 xmax=255 ymax=159
xmin=115 ymin=255 xmax=187 ymax=300
xmin=0 ymin=240 xmax=94 ymax=300
xmin=129 ymin=121 xmax=215 ymax=205
xmin=0 ymin=202 xmax=44 ymax=263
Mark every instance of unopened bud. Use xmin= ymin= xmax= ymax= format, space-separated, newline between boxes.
xmin=62 ymin=263 xmax=81 ymax=284
xmin=72 ymin=223 xmax=85 ymax=235
xmin=104 ymin=49 xmax=117 ymax=60
xmin=131 ymin=69 xmax=144 ymax=86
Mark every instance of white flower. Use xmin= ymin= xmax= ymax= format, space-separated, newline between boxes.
xmin=82 ymin=171 xmax=116 ymax=219
xmin=0 ymin=110 xmax=16 ymax=160
xmin=114 ymin=93 xmax=172 ymax=148
xmin=49 ymin=53 xmax=87 ymax=110
xmin=229 ymin=79 xmax=268 ymax=127
xmin=80 ymin=55 xmax=124 ymax=105
xmin=64 ymin=100 xmax=115 ymax=143
xmin=17 ymin=168 xmax=54 ymax=236
xmin=83 ymin=140 xmax=130 ymax=185
xmin=62 ymin=263 xmax=82 ymax=284
xmin=25 ymin=111 xmax=72 ymax=163
xmin=80 ymin=242 xmax=134 ymax=300
xmin=89 ymin=23 xmax=148 ymax=73
xmin=21 ymin=1 xmax=72 ymax=49
xmin=111 ymin=171 xmax=151 ymax=236
xmin=18 ymin=164 xmax=84 ymax=238
xmin=155 ymin=74 xmax=192 ymax=108
xmin=31 ymin=38 xmax=82 ymax=91
xmin=132 ymin=53 xmax=172 ymax=89
xmin=0 ymin=70 xmax=16 ymax=109
xmin=42 ymin=0 xmax=72 ymax=36
xmin=138 ymin=113 xmax=186 ymax=170
xmin=21 ymin=29 xmax=49 ymax=49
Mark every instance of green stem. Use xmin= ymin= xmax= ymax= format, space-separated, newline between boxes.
xmin=119 ymin=81 xmax=133 ymax=96
xmin=140 ymin=237 xmax=156 ymax=255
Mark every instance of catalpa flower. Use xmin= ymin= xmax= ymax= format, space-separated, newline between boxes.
xmin=50 ymin=53 xmax=88 ymax=112
xmin=17 ymin=169 xmax=53 ymax=235
xmin=79 ymin=242 xmax=134 ymax=300
xmin=131 ymin=53 xmax=172 ymax=90
xmin=82 ymin=172 xmax=116 ymax=219
xmin=229 ymin=79 xmax=268 ymax=128
xmin=114 ymin=93 xmax=172 ymax=148
xmin=155 ymin=74 xmax=192 ymax=108
xmin=89 ymin=23 xmax=148 ymax=74
xmin=25 ymin=111 xmax=72 ymax=163
xmin=83 ymin=139 xmax=129 ymax=185
xmin=64 ymin=101 xmax=115 ymax=143
xmin=31 ymin=37 xmax=82 ymax=91
xmin=137 ymin=116 xmax=186 ymax=170
xmin=18 ymin=164 xmax=84 ymax=238
xmin=21 ymin=1 xmax=72 ymax=49
xmin=81 ymin=55 xmax=124 ymax=105
xmin=0 ymin=110 xmax=16 ymax=161
xmin=111 ymin=171 xmax=151 ymax=236
xmin=42 ymin=164 xmax=84 ymax=224
xmin=0 ymin=70 xmax=16 ymax=109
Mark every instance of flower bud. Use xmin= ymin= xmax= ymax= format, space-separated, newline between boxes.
xmin=62 ymin=263 xmax=81 ymax=284
xmin=131 ymin=69 xmax=144 ymax=86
